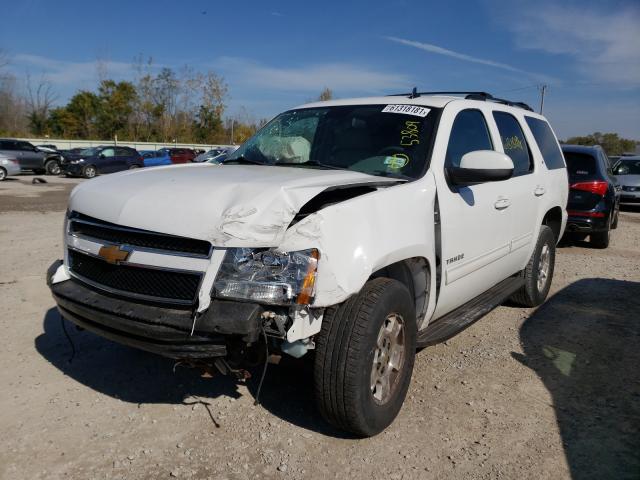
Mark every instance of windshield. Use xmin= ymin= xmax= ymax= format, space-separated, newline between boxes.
xmin=614 ymin=159 xmax=640 ymax=175
xmin=226 ymin=104 xmax=439 ymax=179
xmin=79 ymin=147 xmax=99 ymax=156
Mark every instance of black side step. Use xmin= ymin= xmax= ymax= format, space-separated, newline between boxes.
xmin=417 ymin=275 xmax=524 ymax=347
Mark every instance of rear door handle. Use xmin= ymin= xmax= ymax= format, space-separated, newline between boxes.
xmin=534 ymin=186 xmax=546 ymax=197
xmin=494 ymin=197 xmax=511 ymax=210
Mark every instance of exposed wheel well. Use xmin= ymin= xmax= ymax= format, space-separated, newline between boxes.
xmin=542 ymin=207 xmax=563 ymax=243
xmin=369 ymin=257 xmax=430 ymax=327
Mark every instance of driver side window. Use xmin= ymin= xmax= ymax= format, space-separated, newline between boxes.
xmin=445 ymin=110 xmax=493 ymax=168
xmin=101 ymin=148 xmax=115 ymax=157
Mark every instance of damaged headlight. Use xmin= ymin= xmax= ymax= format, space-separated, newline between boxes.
xmin=213 ymin=248 xmax=319 ymax=305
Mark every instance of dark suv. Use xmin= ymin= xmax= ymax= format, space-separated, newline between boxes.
xmin=63 ymin=146 xmax=143 ymax=178
xmin=561 ymin=144 xmax=620 ymax=248
xmin=0 ymin=139 xmax=62 ymax=175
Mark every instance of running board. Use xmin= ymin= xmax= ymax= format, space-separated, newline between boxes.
xmin=417 ymin=275 xmax=524 ymax=347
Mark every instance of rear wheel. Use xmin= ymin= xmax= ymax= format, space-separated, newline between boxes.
xmin=83 ymin=165 xmax=97 ymax=179
xmin=511 ymin=225 xmax=555 ymax=307
xmin=314 ymin=277 xmax=417 ymax=437
xmin=128 ymin=164 xmax=141 ymax=170
xmin=44 ymin=159 xmax=61 ymax=175
xmin=0 ymin=167 xmax=6 ymax=181
xmin=591 ymin=227 xmax=610 ymax=249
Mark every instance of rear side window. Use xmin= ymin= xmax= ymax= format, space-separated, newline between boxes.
xmin=446 ymin=109 xmax=493 ymax=167
xmin=493 ymin=112 xmax=532 ymax=176
xmin=525 ymin=117 xmax=565 ymax=169
xmin=563 ymin=152 xmax=599 ymax=182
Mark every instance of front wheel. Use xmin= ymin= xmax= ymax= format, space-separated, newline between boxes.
xmin=314 ymin=277 xmax=417 ymax=437
xmin=83 ymin=165 xmax=97 ymax=179
xmin=0 ymin=167 xmax=6 ymax=181
xmin=45 ymin=159 xmax=61 ymax=175
xmin=511 ymin=225 xmax=556 ymax=307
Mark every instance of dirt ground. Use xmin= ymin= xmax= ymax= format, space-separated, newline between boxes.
xmin=1 ymin=175 xmax=639 ymax=480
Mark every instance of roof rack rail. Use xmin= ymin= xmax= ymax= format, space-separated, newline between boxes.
xmin=387 ymin=90 xmax=533 ymax=112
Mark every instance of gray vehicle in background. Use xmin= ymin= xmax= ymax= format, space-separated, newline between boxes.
xmin=0 ymin=153 xmax=21 ymax=180
xmin=0 ymin=139 xmax=62 ymax=175
xmin=613 ymin=155 xmax=640 ymax=205
xmin=193 ymin=146 xmax=238 ymax=163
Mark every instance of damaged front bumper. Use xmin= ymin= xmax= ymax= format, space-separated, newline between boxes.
xmin=46 ymin=260 xmax=264 ymax=360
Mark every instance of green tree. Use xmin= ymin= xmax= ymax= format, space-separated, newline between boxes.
xmin=95 ymin=80 xmax=137 ymax=139
xmin=317 ymin=87 xmax=333 ymax=101
xmin=565 ymin=132 xmax=637 ymax=156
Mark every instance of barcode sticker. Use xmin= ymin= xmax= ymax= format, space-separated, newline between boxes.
xmin=382 ymin=104 xmax=430 ymax=117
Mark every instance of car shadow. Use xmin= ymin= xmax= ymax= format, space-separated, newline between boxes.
xmin=512 ymin=278 xmax=640 ymax=479
xmin=35 ymin=307 xmax=347 ymax=437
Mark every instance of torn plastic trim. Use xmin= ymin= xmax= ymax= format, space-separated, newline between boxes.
xmin=288 ymin=181 xmax=405 ymax=228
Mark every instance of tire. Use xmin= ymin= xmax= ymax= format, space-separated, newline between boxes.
xmin=314 ymin=277 xmax=417 ymax=437
xmin=128 ymin=164 xmax=141 ymax=170
xmin=0 ymin=167 xmax=6 ymax=181
xmin=591 ymin=228 xmax=610 ymax=249
xmin=511 ymin=225 xmax=556 ymax=307
xmin=83 ymin=165 xmax=97 ymax=179
xmin=44 ymin=159 xmax=61 ymax=175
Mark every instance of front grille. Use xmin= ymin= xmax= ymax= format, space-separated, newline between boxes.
xmin=69 ymin=213 xmax=211 ymax=257
xmin=68 ymin=249 xmax=202 ymax=303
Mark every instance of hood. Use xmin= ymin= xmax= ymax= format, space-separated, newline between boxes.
xmin=615 ymin=174 xmax=640 ymax=186
xmin=69 ymin=164 xmax=401 ymax=247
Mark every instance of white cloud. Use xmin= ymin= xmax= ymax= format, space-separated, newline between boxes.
xmin=502 ymin=2 xmax=640 ymax=86
xmin=385 ymin=36 xmax=552 ymax=83
xmin=10 ymin=54 xmax=135 ymax=87
xmin=215 ymin=57 xmax=412 ymax=93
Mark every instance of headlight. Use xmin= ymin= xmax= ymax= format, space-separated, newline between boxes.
xmin=213 ymin=248 xmax=319 ymax=305
xmin=70 ymin=158 xmax=85 ymax=164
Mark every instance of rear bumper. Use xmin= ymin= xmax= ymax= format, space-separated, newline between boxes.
xmin=566 ymin=215 xmax=609 ymax=233
xmin=47 ymin=260 xmax=263 ymax=359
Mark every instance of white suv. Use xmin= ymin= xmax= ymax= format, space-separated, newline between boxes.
xmin=47 ymin=91 xmax=568 ymax=436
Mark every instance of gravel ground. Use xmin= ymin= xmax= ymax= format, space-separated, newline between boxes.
xmin=1 ymin=176 xmax=639 ymax=480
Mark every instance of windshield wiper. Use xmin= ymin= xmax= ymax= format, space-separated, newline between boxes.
xmin=276 ymin=160 xmax=346 ymax=171
xmin=223 ymin=155 xmax=266 ymax=166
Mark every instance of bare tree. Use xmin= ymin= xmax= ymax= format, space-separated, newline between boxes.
xmin=25 ymin=73 xmax=58 ymax=135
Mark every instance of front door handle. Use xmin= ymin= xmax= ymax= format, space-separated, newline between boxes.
xmin=534 ymin=185 xmax=546 ymax=197
xmin=494 ymin=197 xmax=511 ymax=210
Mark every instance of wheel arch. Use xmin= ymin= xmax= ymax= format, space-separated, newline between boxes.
xmin=542 ymin=206 xmax=563 ymax=243
xmin=369 ymin=257 xmax=431 ymax=328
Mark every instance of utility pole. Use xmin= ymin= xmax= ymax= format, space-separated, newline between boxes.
xmin=539 ymin=84 xmax=547 ymax=114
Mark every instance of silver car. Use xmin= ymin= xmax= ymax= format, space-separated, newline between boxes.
xmin=613 ymin=155 xmax=640 ymax=205
xmin=0 ymin=153 xmax=21 ymax=180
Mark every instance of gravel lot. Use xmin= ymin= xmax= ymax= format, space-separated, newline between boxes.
xmin=1 ymin=175 xmax=639 ymax=480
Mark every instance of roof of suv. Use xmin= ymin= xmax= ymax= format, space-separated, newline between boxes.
xmin=296 ymin=93 xmax=543 ymax=118
xmin=561 ymin=144 xmax=603 ymax=155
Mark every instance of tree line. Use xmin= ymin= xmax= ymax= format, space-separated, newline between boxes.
xmin=0 ymin=54 xmax=266 ymax=145
xmin=563 ymin=132 xmax=637 ymax=156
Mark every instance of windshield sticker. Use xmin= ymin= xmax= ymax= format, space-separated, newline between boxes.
xmin=382 ymin=104 xmax=430 ymax=117
xmin=401 ymin=120 xmax=421 ymax=146
xmin=384 ymin=153 xmax=410 ymax=169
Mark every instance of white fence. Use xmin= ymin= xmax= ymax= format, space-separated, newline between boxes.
xmin=16 ymin=137 xmax=234 ymax=151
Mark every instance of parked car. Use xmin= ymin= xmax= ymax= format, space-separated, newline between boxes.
xmin=62 ymin=146 xmax=143 ymax=178
xmin=0 ymin=138 xmax=62 ymax=175
xmin=613 ymin=155 xmax=640 ymax=206
xmin=158 ymin=147 xmax=196 ymax=164
xmin=207 ymin=153 xmax=228 ymax=164
xmin=0 ymin=153 xmax=21 ymax=180
xmin=561 ymin=144 xmax=620 ymax=248
xmin=139 ymin=150 xmax=173 ymax=167
xmin=47 ymin=92 xmax=568 ymax=437
xmin=194 ymin=146 xmax=238 ymax=163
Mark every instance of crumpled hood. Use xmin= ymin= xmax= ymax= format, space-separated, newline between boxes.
xmin=69 ymin=164 xmax=400 ymax=246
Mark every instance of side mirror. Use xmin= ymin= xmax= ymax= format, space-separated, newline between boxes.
xmin=447 ymin=150 xmax=514 ymax=186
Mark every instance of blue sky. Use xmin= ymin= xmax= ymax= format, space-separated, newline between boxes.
xmin=1 ymin=0 xmax=639 ymax=139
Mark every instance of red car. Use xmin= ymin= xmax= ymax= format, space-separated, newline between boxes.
xmin=159 ymin=148 xmax=196 ymax=164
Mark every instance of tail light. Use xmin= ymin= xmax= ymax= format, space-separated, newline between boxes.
xmin=570 ymin=181 xmax=608 ymax=196
xmin=567 ymin=210 xmax=606 ymax=218
xmin=139 ymin=156 xmax=144 ymax=162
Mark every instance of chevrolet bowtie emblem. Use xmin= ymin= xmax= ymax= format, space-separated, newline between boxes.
xmin=98 ymin=245 xmax=131 ymax=264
